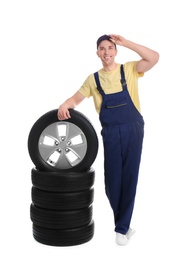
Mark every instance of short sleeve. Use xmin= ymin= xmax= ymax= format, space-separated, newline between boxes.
xmin=78 ymin=75 xmax=93 ymax=98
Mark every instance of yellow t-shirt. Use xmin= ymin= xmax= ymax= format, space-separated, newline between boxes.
xmin=78 ymin=61 xmax=143 ymax=114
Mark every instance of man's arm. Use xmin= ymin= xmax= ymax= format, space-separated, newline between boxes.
xmin=109 ymin=34 xmax=159 ymax=73
xmin=57 ymin=91 xmax=86 ymax=120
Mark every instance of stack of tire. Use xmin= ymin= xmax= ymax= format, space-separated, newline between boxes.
xmin=28 ymin=109 xmax=99 ymax=246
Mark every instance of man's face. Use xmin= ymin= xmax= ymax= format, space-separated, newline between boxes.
xmin=96 ymin=40 xmax=117 ymax=66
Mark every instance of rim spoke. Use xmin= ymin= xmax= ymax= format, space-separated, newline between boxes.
xmin=55 ymin=151 xmax=73 ymax=168
xmin=39 ymin=145 xmax=58 ymax=162
xmin=69 ymin=144 xmax=87 ymax=159
xmin=66 ymin=123 xmax=83 ymax=140
xmin=41 ymin=123 xmax=59 ymax=139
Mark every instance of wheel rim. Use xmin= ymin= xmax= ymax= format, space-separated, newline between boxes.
xmin=38 ymin=122 xmax=87 ymax=169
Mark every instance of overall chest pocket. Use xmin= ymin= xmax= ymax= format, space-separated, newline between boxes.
xmin=106 ymin=99 xmax=127 ymax=109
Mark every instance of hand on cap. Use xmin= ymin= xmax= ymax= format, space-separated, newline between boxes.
xmin=109 ymin=35 xmax=126 ymax=46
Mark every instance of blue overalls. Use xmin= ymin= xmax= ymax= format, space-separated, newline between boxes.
xmin=94 ymin=65 xmax=144 ymax=234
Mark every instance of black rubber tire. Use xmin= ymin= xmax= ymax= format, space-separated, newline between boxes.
xmin=28 ymin=109 xmax=98 ymax=172
xmin=31 ymin=167 xmax=95 ymax=192
xmin=31 ymin=186 xmax=94 ymax=210
xmin=30 ymin=204 xmax=93 ymax=229
xmin=32 ymin=221 xmax=94 ymax=246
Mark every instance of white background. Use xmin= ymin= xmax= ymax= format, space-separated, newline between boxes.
xmin=1 ymin=0 xmax=173 ymax=259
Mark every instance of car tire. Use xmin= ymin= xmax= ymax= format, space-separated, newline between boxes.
xmin=30 ymin=203 xmax=93 ymax=229
xmin=31 ymin=186 xmax=94 ymax=210
xmin=28 ymin=109 xmax=98 ymax=172
xmin=32 ymin=221 xmax=94 ymax=246
xmin=31 ymin=167 xmax=95 ymax=192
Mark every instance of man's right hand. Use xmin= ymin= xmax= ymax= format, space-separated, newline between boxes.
xmin=57 ymin=91 xmax=86 ymax=121
xmin=57 ymin=104 xmax=71 ymax=120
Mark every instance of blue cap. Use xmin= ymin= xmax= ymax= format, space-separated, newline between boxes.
xmin=97 ymin=34 xmax=115 ymax=49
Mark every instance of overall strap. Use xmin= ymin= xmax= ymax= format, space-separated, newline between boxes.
xmin=120 ymin=64 xmax=127 ymax=90
xmin=94 ymin=72 xmax=104 ymax=94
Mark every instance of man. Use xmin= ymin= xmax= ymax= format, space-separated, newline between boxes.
xmin=57 ymin=34 xmax=159 ymax=245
